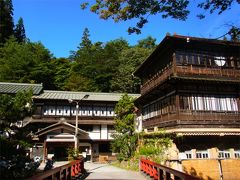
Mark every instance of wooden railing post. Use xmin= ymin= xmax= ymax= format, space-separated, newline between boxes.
xmin=71 ymin=163 xmax=75 ymax=177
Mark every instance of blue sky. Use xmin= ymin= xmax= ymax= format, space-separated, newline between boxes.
xmin=13 ymin=0 xmax=240 ymax=58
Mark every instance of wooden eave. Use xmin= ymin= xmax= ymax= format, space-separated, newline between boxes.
xmin=134 ymin=36 xmax=174 ymax=77
xmin=172 ymin=75 xmax=240 ymax=84
xmin=165 ymin=128 xmax=240 ymax=136
xmin=35 ymin=120 xmax=89 ymax=137
xmin=134 ymin=35 xmax=240 ymax=78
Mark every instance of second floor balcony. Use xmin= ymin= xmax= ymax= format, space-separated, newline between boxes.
xmin=141 ymin=62 xmax=240 ymax=95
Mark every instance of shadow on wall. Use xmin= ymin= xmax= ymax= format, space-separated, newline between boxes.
xmin=183 ymin=166 xmax=214 ymax=180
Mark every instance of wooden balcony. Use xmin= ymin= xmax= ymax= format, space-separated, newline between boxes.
xmin=141 ymin=64 xmax=240 ymax=95
xmin=143 ymin=111 xmax=240 ymax=129
xmin=175 ymin=65 xmax=240 ymax=81
xmin=141 ymin=64 xmax=174 ymax=95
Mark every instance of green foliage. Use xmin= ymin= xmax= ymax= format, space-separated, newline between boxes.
xmin=0 ymin=37 xmax=56 ymax=89
xmin=72 ymin=28 xmax=134 ymax=92
xmin=67 ymin=147 xmax=81 ymax=160
xmin=0 ymin=136 xmax=39 ymax=179
xmin=82 ymin=0 xmax=239 ymax=34
xmin=111 ymin=94 xmax=137 ymax=161
xmin=138 ymin=136 xmax=172 ymax=162
xmin=51 ymin=58 xmax=71 ymax=90
xmin=111 ymin=132 xmax=172 ymax=170
xmin=0 ymin=0 xmax=14 ymax=44
xmin=111 ymin=47 xmax=152 ymax=93
xmin=14 ymin=17 xmax=26 ymax=43
xmin=137 ymin=36 xmax=157 ymax=49
xmin=228 ymin=26 xmax=240 ymax=41
xmin=114 ymin=94 xmax=136 ymax=134
xmin=0 ymin=90 xmax=33 ymax=124
xmin=111 ymin=133 xmax=138 ymax=161
xmin=0 ymin=90 xmax=37 ymax=179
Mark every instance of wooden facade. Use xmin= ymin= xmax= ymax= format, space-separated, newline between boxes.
xmin=25 ymin=91 xmax=139 ymax=162
xmin=134 ymin=36 xmax=240 ymax=178
xmin=135 ymin=35 xmax=240 ymax=133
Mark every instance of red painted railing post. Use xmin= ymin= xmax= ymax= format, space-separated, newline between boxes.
xmin=71 ymin=164 xmax=75 ymax=177
xmin=153 ymin=166 xmax=158 ymax=180
xmin=75 ymin=161 xmax=78 ymax=175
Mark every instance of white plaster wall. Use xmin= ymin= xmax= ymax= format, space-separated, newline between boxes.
xmin=63 ymin=106 xmax=70 ymax=116
xmin=56 ymin=106 xmax=63 ymax=115
xmin=101 ymin=125 xmax=108 ymax=139
xmin=48 ymin=106 xmax=55 ymax=115
xmin=89 ymin=132 xmax=101 ymax=140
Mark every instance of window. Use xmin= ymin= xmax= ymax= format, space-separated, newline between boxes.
xmin=43 ymin=106 xmax=48 ymax=115
xmin=185 ymin=151 xmax=192 ymax=159
xmin=196 ymin=151 xmax=209 ymax=159
xmin=218 ymin=150 xmax=230 ymax=159
xmin=234 ymin=150 xmax=240 ymax=159
xmin=182 ymin=94 xmax=238 ymax=112
xmin=56 ymin=106 xmax=63 ymax=115
xmin=214 ymin=56 xmax=226 ymax=67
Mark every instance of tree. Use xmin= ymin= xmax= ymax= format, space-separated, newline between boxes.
xmin=82 ymin=0 xmax=240 ymax=34
xmin=137 ymin=36 xmax=157 ymax=49
xmin=111 ymin=94 xmax=138 ymax=161
xmin=51 ymin=58 xmax=71 ymax=90
xmin=72 ymin=32 xmax=130 ymax=92
xmin=0 ymin=0 xmax=14 ymax=44
xmin=64 ymin=73 xmax=98 ymax=92
xmin=78 ymin=27 xmax=92 ymax=50
xmin=111 ymin=47 xmax=152 ymax=93
xmin=14 ymin=17 xmax=26 ymax=43
xmin=0 ymin=37 xmax=55 ymax=89
xmin=228 ymin=26 xmax=240 ymax=41
xmin=0 ymin=90 xmax=40 ymax=179
xmin=0 ymin=90 xmax=33 ymax=125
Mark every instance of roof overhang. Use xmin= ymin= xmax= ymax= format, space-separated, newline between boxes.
xmin=165 ymin=128 xmax=240 ymax=136
xmin=34 ymin=120 xmax=89 ymax=137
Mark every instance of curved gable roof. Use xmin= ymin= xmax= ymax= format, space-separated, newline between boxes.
xmin=35 ymin=120 xmax=88 ymax=137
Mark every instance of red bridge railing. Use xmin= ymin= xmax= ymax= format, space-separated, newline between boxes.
xmin=27 ymin=159 xmax=84 ymax=180
xmin=140 ymin=158 xmax=199 ymax=180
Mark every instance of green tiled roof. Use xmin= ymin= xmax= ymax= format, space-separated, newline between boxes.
xmin=33 ymin=90 xmax=140 ymax=102
xmin=0 ymin=82 xmax=43 ymax=95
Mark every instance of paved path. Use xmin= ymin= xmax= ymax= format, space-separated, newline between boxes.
xmin=84 ymin=162 xmax=146 ymax=180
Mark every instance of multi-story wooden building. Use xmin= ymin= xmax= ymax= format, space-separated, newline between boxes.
xmin=0 ymin=82 xmax=140 ymax=161
xmin=134 ymin=35 xmax=240 ymax=179
xmin=30 ymin=90 xmax=139 ymax=161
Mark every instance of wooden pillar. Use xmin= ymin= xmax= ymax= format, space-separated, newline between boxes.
xmin=43 ymin=140 xmax=47 ymax=161
xmin=176 ymin=94 xmax=180 ymax=119
xmin=172 ymin=53 xmax=177 ymax=76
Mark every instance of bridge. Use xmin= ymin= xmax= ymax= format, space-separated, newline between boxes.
xmin=27 ymin=158 xmax=199 ymax=180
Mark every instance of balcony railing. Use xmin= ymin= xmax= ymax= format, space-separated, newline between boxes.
xmin=141 ymin=64 xmax=174 ymax=95
xmin=176 ymin=65 xmax=240 ymax=80
xmin=141 ymin=64 xmax=240 ymax=95
xmin=143 ymin=111 xmax=240 ymax=129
